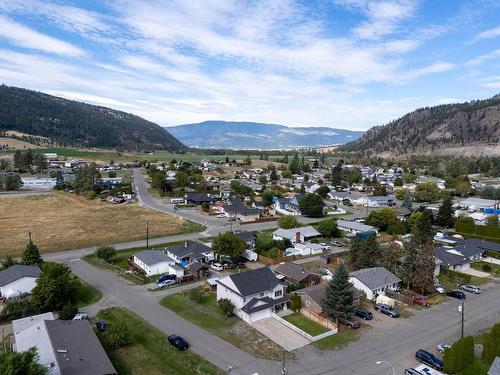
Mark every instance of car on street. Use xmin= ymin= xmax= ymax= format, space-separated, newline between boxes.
xmin=434 ymin=284 xmax=445 ymax=294
xmin=354 ymin=308 xmax=373 ymax=320
xmin=156 ymin=274 xmax=176 ymax=284
xmin=158 ymin=279 xmax=176 ymax=288
xmin=330 ymin=240 xmax=343 ymax=247
xmin=216 ymin=214 xmax=225 ymax=218
xmin=338 ymin=316 xmax=360 ymax=329
xmin=436 ymin=343 xmax=451 ymax=354
xmin=319 ymin=242 xmax=330 ymax=250
xmin=210 ymin=263 xmax=224 ymax=271
xmin=415 ymin=349 xmax=444 ymax=370
xmin=460 ymin=285 xmax=481 ymax=294
xmin=446 ymin=290 xmax=466 ymax=300
xmin=375 ymin=303 xmax=400 ymax=318
xmin=168 ymin=334 xmax=190 ymax=350
xmin=403 ymin=291 xmax=430 ymax=306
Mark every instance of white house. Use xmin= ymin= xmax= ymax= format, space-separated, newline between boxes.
xmin=336 ymin=220 xmax=378 ymax=236
xmin=132 ymin=250 xmax=175 ymax=276
xmin=349 ymin=267 xmax=401 ymax=300
xmin=292 ymin=243 xmax=324 ymax=256
xmin=0 ymin=265 xmax=41 ymax=299
xmin=166 ymin=241 xmax=214 ymax=263
xmin=216 ymin=267 xmax=288 ymax=324
xmin=272 ymin=226 xmax=321 ymax=244
xmin=21 ymin=177 xmax=57 ymax=189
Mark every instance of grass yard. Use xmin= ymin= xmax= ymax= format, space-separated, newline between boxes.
xmin=76 ymin=281 xmax=103 ymax=307
xmin=0 ymin=192 xmax=203 ymax=256
xmin=438 ymin=272 xmax=490 ymax=292
xmin=161 ymin=290 xmax=293 ymax=360
xmin=313 ymin=325 xmax=366 ymax=350
xmin=472 ymin=261 xmax=500 ymax=277
xmin=282 ymin=313 xmax=329 ymax=336
xmin=97 ymin=307 xmax=223 ymax=375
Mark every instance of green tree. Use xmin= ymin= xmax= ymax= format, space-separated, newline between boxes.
xmin=298 ymin=193 xmax=325 ymax=217
xmin=414 ymin=182 xmax=440 ymax=203
xmin=0 ymin=347 xmax=47 ymax=375
xmin=201 ymin=202 xmax=210 ymax=212
xmin=22 ymin=240 xmax=43 ymax=266
xmin=399 ymin=240 xmax=418 ymax=289
xmin=278 ymin=215 xmax=299 ymax=229
xmin=58 ymin=303 xmax=78 ymax=320
xmin=315 ymin=185 xmax=330 ymax=198
xmin=104 ymin=322 xmax=132 ymax=349
xmin=316 ymin=218 xmax=340 ymax=238
xmin=73 ymin=162 xmax=101 ymax=192
xmin=350 ymin=236 xmax=380 ymax=270
xmin=482 ymin=322 xmax=500 ymax=365
xmin=381 ymin=242 xmax=401 ymax=275
xmin=444 ymin=336 xmax=474 ymax=373
xmin=330 ymin=162 xmax=342 ymax=186
xmin=108 ymin=171 xmax=117 ymax=178
xmin=365 ymin=208 xmax=399 ymax=231
xmin=270 ymin=169 xmax=278 ymax=181
xmin=30 ymin=263 xmax=81 ymax=312
xmin=436 ymin=194 xmax=455 ymax=228
xmin=402 ymin=191 xmax=413 ymax=211
xmin=290 ymin=293 xmax=302 ymax=312
xmin=289 ymin=154 xmax=301 ymax=175
xmin=212 ymin=232 xmax=247 ymax=261
xmin=394 ymin=177 xmax=403 ymax=186
xmin=411 ymin=240 xmax=435 ymax=294
xmin=1 ymin=255 xmax=17 ymax=270
xmin=261 ymin=190 xmax=274 ymax=206
xmin=258 ymin=175 xmax=267 ymax=185
xmin=32 ymin=153 xmax=47 ymax=172
xmin=174 ymin=171 xmax=190 ymax=188
xmin=321 ymin=264 xmax=355 ymax=321
xmin=95 ymin=246 xmax=116 ymax=261
xmin=218 ymin=298 xmax=235 ymax=317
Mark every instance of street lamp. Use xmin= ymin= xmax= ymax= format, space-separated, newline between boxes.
xmin=376 ymin=360 xmax=395 ymax=375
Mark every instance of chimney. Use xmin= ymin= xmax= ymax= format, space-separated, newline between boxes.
xmin=295 ymin=232 xmax=301 ymax=244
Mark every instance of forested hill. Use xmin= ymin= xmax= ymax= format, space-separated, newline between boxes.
xmin=341 ymin=95 xmax=500 ymax=156
xmin=0 ymin=85 xmax=186 ymax=152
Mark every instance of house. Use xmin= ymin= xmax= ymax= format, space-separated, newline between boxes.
xmin=396 ymin=206 xmax=412 ymax=221
xmin=131 ymin=250 xmax=175 ymax=276
xmin=349 ymin=267 xmax=401 ymax=300
xmin=0 ymin=265 xmax=41 ymax=299
xmin=488 ymin=357 xmax=500 ymax=375
xmin=234 ymin=231 xmax=256 ymax=247
xmin=352 ymin=196 xmax=394 ymax=207
xmin=327 ymin=191 xmax=350 ymax=202
xmin=296 ymin=283 xmax=361 ymax=316
xmin=291 ymin=243 xmax=324 ymax=256
xmin=13 ymin=314 xmax=116 ymax=375
xmin=166 ymin=241 xmax=214 ymax=263
xmin=21 ymin=177 xmax=57 ymax=189
xmin=460 ymin=197 xmax=498 ymax=211
xmin=274 ymin=197 xmax=292 ymax=214
xmin=222 ymin=198 xmax=260 ymax=222
xmin=189 ymin=262 xmax=209 ymax=279
xmin=337 ymin=220 xmax=378 ymax=236
xmin=185 ymin=192 xmax=214 ymax=205
xmin=216 ymin=267 xmax=288 ymax=324
xmin=434 ymin=238 xmax=498 ymax=272
xmin=274 ymin=262 xmax=321 ymax=287
xmin=305 ymin=183 xmax=321 ymax=194
xmin=274 ymin=194 xmax=304 ymax=216
xmin=272 ymin=226 xmax=321 ymax=244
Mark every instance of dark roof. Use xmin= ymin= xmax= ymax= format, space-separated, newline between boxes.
xmin=167 ymin=241 xmax=212 ymax=259
xmin=189 ymin=263 xmax=208 ymax=272
xmin=274 ymin=262 xmax=319 ymax=283
xmin=434 ymin=247 xmax=469 ymax=267
xmin=466 ymin=238 xmax=500 ymax=253
xmin=185 ymin=192 xmax=214 ymax=203
xmin=349 ymin=267 xmax=401 ymax=290
xmin=0 ymin=265 xmax=41 ymax=287
xmin=296 ymin=283 xmax=361 ymax=307
xmin=223 ymin=198 xmax=260 ymax=216
xmin=241 ymin=295 xmax=289 ymax=314
xmin=134 ymin=250 xmax=173 ymax=266
xmin=234 ymin=232 xmax=256 ymax=243
xmin=225 ymin=267 xmax=281 ymax=297
xmin=45 ymin=320 xmax=116 ymax=375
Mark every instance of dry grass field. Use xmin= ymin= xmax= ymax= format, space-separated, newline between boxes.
xmin=0 ymin=192 xmax=201 ymax=256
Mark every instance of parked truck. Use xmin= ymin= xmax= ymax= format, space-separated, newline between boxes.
xmin=243 ymin=249 xmax=258 ymax=262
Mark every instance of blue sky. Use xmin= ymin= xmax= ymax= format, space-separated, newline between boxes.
xmin=0 ymin=0 xmax=499 ymax=131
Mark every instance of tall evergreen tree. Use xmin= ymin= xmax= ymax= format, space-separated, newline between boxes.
xmin=411 ymin=240 xmax=435 ymax=294
xmin=320 ymin=264 xmax=355 ymax=321
xmin=437 ymin=194 xmax=455 ymax=228
xmin=381 ymin=241 xmax=401 ymax=275
xmin=399 ymin=240 xmax=418 ymax=289
xmin=402 ymin=191 xmax=413 ymax=211
xmin=22 ymin=239 xmax=43 ymax=266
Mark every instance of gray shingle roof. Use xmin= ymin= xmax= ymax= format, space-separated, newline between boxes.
xmin=349 ymin=267 xmax=401 ymax=290
xmin=434 ymin=247 xmax=469 ymax=267
xmin=223 ymin=198 xmax=260 ymax=216
xmin=225 ymin=267 xmax=281 ymax=297
xmin=0 ymin=265 xmax=41 ymax=287
xmin=273 ymin=226 xmax=320 ymax=240
xmin=488 ymin=357 xmax=500 ymax=375
xmin=134 ymin=250 xmax=173 ymax=266
xmin=337 ymin=220 xmax=377 ymax=232
xmin=296 ymin=282 xmax=361 ymax=306
xmin=45 ymin=320 xmax=116 ymax=375
xmin=167 ymin=241 xmax=212 ymax=259
xmin=274 ymin=262 xmax=318 ymax=283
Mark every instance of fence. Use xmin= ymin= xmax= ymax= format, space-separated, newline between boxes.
xmin=272 ymin=313 xmax=337 ymax=341
xmin=299 ymin=308 xmax=338 ymax=331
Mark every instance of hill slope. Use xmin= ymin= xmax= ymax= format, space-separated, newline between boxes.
xmin=0 ymin=85 xmax=186 ymax=152
xmin=342 ymin=95 xmax=500 ymax=156
xmin=167 ymin=121 xmax=364 ymax=149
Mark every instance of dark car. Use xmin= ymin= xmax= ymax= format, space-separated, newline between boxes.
xmin=354 ymin=308 xmax=373 ymax=320
xmin=415 ymin=349 xmax=443 ymax=370
xmin=168 ymin=334 xmax=190 ymax=350
xmin=338 ymin=316 xmax=360 ymax=329
xmin=156 ymin=274 xmax=176 ymax=284
xmin=446 ymin=290 xmax=466 ymax=300
xmin=375 ymin=303 xmax=400 ymax=318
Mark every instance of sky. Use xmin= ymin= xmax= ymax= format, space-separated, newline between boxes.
xmin=0 ymin=0 xmax=499 ymax=131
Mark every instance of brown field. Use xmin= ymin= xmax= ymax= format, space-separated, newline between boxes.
xmin=0 ymin=137 xmax=42 ymax=150
xmin=0 ymin=192 xmax=200 ymax=256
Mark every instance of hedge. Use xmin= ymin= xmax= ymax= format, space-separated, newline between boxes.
xmin=440 ymin=268 xmax=472 ymax=283
xmin=456 ymin=222 xmax=500 ymax=240
xmin=443 ymin=336 xmax=474 ymax=373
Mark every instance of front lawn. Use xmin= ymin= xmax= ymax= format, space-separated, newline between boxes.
xmin=76 ymin=281 xmax=103 ymax=307
xmin=161 ymin=290 xmax=293 ymax=360
xmin=313 ymin=326 xmax=365 ymax=350
xmin=97 ymin=307 xmax=223 ymax=375
xmin=438 ymin=272 xmax=490 ymax=292
xmin=282 ymin=313 xmax=329 ymax=336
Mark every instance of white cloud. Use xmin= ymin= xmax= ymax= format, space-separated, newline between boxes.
xmin=466 ymin=49 xmax=500 ymax=66
xmin=473 ymin=25 xmax=500 ymax=42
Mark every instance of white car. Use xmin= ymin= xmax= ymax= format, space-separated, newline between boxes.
xmin=436 ymin=343 xmax=451 ymax=354
xmin=216 ymin=214 xmax=226 ymax=218
xmin=158 ymin=279 xmax=176 ymax=288
xmin=460 ymin=285 xmax=481 ymax=294
xmin=319 ymin=242 xmax=330 ymax=250
xmin=73 ymin=312 xmax=88 ymax=320
xmin=210 ymin=263 xmax=224 ymax=272
xmin=434 ymin=284 xmax=445 ymax=294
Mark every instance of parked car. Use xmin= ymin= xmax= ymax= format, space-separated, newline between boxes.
xmin=156 ymin=274 xmax=176 ymax=284
xmin=434 ymin=284 xmax=445 ymax=294
xmin=436 ymin=343 xmax=451 ymax=354
xmin=460 ymin=285 xmax=481 ymax=294
xmin=354 ymin=308 xmax=373 ymax=320
xmin=168 ymin=334 xmax=190 ymax=350
xmin=73 ymin=312 xmax=88 ymax=320
xmin=330 ymin=240 xmax=343 ymax=247
xmin=403 ymin=292 xmax=429 ymax=306
xmin=216 ymin=214 xmax=225 ymax=218
xmin=319 ymin=242 xmax=330 ymax=250
xmin=415 ymin=349 xmax=443 ymax=370
xmin=375 ymin=303 xmax=400 ymax=318
xmin=338 ymin=316 xmax=360 ymax=329
xmin=446 ymin=290 xmax=466 ymax=300
xmin=210 ymin=263 xmax=224 ymax=272
xmin=158 ymin=279 xmax=176 ymax=288
xmin=95 ymin=321 xmax=108 ymax=332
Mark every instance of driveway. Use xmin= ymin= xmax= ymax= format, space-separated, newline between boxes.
xmin=484 ymin=257 xmax=500 ymax=265
xmin=462 ymin=267 xmax=490 ymax=278
xmin=252 ymin=317 xmax=311 ymax=351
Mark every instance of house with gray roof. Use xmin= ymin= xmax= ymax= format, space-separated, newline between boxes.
xmin=337 ymin=220 xmax=379 ymax=236
xmin=222 ymin=198 xmax=260 ymax=222
xmin=296 ymin=283 xmax=361 ymax=316
xmin=349 ymin=267 xmax=401 ymax=300
xmin=132 ymin=250 xmax=175 ymax=276
xmin=166 ymin=241 xmax=214 ymax=263
xmin=488 ymin=357 xmax=500 ymax=375
xmin=216 ymin=267 xmax=288 ymax=324
xmin=0 ymin=264 xmax=41 ymax=299
xmin=274 ymin=262 xmax=321 ymax=287
xmin=272 ymin=226 xmax=321 ymax=244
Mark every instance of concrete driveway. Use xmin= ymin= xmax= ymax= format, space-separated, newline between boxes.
xmin=462 ymin=267 xmax=490 ymax=277
xmin=252 ymin=317 xmax=311 ymax=351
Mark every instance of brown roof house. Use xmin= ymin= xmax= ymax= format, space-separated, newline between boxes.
xmin=295 ymin=283 xmax=361 ymax=316
xmin=274 ymin=262 xmax=321 ymax=287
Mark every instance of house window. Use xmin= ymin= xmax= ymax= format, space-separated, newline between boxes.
xmin=305 ymin=300 xmax=310 ymax=307
xmin=243 ymin=297 xmax=246 ymax=303
xmin=259 ymin=292 xmax=264 ymax=297
xmin=275 ymin=290 xmax=283 ymax=298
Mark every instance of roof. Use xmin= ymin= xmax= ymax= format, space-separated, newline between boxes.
xmin=337 ymin=220 xmax=377 ymax=232
xmin=241 ymin=295 xmax=289 ymax=314
xmin=434 ymin=247 xmax=469 ymax=266
xmin=0 ymin=265 xmax=41 ymax=287
xmin=134 ymin=250 xmax=174 ymax=266
xmin=349 ymin=267 xmax=401 ymax=290
xmin=189 ymin=262 xmax=208 ymax=272
xmin=489 ymin=357 xmax=500 ymax=375
xmin=234 ymin=232 xmax=256 ymax=242
xmin=273 ymin=226 xmax=321 ymax=240
xmin=296 ymin=283 xmax=361 ymax=306
xmin=185 ymin=192 xmax=214 ymax=203
xmin=167 ymin=241 xmax=212 ymax=259
xmin=274 ymin=262 xmax=319 ymax=283
xmin=223 ymin=198 xmax=260 ymax=216
xmin=45 ymin=320 xmax=116 ymax=375
xmin=221 ymin=267 xmax=281 ymax=297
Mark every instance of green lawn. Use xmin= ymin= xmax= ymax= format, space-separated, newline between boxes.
xmin=96 ymin=307 xmax=223 ymax=375
xmin=438 ymin=273 xmax=491 ymax=292
xmin=76 ymin=281 xmax=103 ymax=307
xmin=282 ymin=313 xmax=329 ymax=336
xmin=161 ymin=290 xmax=293 ymax=360
xmin=313 ymin=326 xmax=364 ymax=350
xmin=472 ymin=261 xmax=500 ymax=277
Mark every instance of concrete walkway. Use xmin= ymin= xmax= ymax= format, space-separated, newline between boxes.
xmin=484 ymin=257 xmax=500 ymax=265
xmin=462 ymin=267 xmax=490 ymax=278
xmin=252 ymin=317 xmax=311 ymax=351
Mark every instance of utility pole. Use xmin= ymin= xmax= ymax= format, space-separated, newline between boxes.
xmin=146 ymin=220 xmax=149 ymax=249
xmin=458 ymin=299 xmax=464 ymax=339
xmin=28 ymin=231 xmax=32 ymax=243
xmin=281 ymin=353 xmax=288 ymax=375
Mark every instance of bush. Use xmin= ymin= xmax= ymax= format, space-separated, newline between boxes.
xmin=290 ymin=293 xmax=302 ymax=312
xmin=444 ymin=336 xmax=474 ymax=373
xmin=278 ymin=215 xmax=299 ymax=229
xmin=189 ymin=287 xmax=204 ymax=303
xmin=201 ymin=202 xmax=210 ymax=212
xmin=104 ymin=322 xmax=131 ymax=349
xmin=58 ymin=304 xmax=78 ymax=320
xmin=96 ymin=246 xmax=117 ymax=261
xmin=481 ymin=263 xmax=492 ymax=272
xmin=86 ymin=191 xmax=96 ymax=200
xmin=217 ymin=298 xmax=235 ymax=317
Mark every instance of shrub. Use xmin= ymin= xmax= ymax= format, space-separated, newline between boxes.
xmin=290 ymin=293 xmax=302 ymax=312
xmin=189 ymin=287 xmax=204 ymax=303
xmin=201 ymin=202 xmax=210 ymax=212
xmin=86 ymin=191 xmax=96 ymax=200
xmin=278 ymin=215 xmax=299 ymax=229
xmin=96 ymin=246 xmax=117 ymax=261
xmin=58 ymin=304 xmax=78 ymax=320
xmin=104 ymin=322 xmax=131 ymax=349
xmin=218 ymin=298 xmax=235 ymax=317
xmin=481 ymin=263 xmax=492 ymax=272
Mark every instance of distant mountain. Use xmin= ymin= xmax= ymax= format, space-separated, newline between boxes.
xmin=0 ymin=85 xmax=186 ymax=152
xmin=342 ymin=95 xmax=500 ymax=157
xmin=166 ymin=121 xmax=364 ymax=149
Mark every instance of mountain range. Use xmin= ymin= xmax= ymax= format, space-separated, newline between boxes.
xmin=342 ymin=95 xmax=500 ymax=157
xmin=166 ymin=121 xmax=364 ymax=149
xmin=0 ymin=85 xmax=186 ymax=152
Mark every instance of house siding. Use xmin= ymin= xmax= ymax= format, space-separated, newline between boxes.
xmin=0 ymin=277 xmax=38 ymax=297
